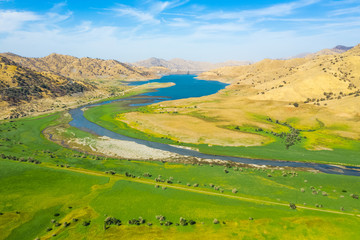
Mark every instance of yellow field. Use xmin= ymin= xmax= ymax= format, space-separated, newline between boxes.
xmin=120 ymin=112 xmax=270 ymax=146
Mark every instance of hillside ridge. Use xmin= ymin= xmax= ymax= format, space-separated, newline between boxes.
xmin=0 ymin=53 xmax=166 ymax=81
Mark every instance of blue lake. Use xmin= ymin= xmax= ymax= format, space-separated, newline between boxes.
xmin=128 ymin=74 xmax=228 ymax=101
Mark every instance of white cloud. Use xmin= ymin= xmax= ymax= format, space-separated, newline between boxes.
xmin=113 ymin=5 xmax=160 ymax=24
xmin=330 ymin=5 xmax=360 ymax=15
xmin=196 ymin=23 xmax=250 ymax=33
xmin=0 ymin=10 xmax=40 ymax=32
xmin=111 ymin=0 xmax=189 ymax=24
xmin=199 ymin=0 xmax=320 ymax=20
xmin=166 ymin=17 xmax=192 ymax=27
xmin=0 ymin=0 xmax=359 ymax=63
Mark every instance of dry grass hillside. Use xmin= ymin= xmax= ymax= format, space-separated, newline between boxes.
xmin=0 ymin=53 xmax=167 ymax=81
xmin=199 ymin=45 xmax=360 ymax=103
xmin=118 ymin=45 xmax=360 ymax=150
xmin=0 ymin=56 xmax=93 ymax=105
xmin=0 ymin=53 xmax=169 ymax=120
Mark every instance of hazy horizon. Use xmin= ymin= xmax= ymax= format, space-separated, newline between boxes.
xmin=1 ymin=0 xmax=360 ymax=62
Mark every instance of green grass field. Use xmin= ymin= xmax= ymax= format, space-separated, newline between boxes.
xmin=1 ymin=112 xmax=360 ymax=239
xmin=83 ymin=100 xmax=360 ymax=166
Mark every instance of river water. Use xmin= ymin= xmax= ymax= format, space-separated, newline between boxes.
xmin=69 ymin=75 xmax=360 ymax=176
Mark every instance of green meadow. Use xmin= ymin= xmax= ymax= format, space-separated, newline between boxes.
xmin=83 ymin=100 xmax=360 ymax=166
xmin=1 ymin=112 xmax=360 ymax=239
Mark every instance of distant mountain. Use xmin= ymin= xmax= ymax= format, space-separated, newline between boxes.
xmin=0 ymin=53 xmax=165 ymax=81
xmin=305 ymin=45 xmax=353 ymax=58
xmin=132 ymin=58 xmax=251 ymax=73
xmin=333 ymin=45 xmax=353 ymax=52
xmin=287 ymin=45 xmax=353 ymax=59
xmin=0 ymin=56 xmax=93 ymax=106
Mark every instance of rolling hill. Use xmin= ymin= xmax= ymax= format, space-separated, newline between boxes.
xmin=0 ymin=56 xmax=93 ymax=106
xmin=0 ymin=53 xmax=167 ymax=81
xmin=199 ymin=44 xmax=360 ymax=103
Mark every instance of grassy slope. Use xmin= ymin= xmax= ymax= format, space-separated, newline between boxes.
xmin=1 ymin=160 xmax=360 ymax=240
xmin=0 ymin=160 xmax=109 ymax=240
xmin=83 ymin=101 xmax=360 ymax=166
xmin=1 ymin=114 xmax=360 ymax=239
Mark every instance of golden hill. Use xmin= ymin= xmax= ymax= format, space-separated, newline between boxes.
xmin=0 ymin=56 xmax=93 ymax=106
xmin=0 ymin=53 xmax=167 ymax=81
xmin=117 ymin=44 xmax=360 ymax=150
xmin=199 ymin=45 xmax=360 ymax=103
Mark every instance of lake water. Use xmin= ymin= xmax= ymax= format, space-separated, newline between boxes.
xmin=69 ymin=75 xmax=360 ymax=176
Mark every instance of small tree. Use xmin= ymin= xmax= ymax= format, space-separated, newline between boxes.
xmin=289 ymin=203 xmax=296 ymax=210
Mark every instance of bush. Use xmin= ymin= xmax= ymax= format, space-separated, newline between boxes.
xmin=104 ymin=217 xmax=121 ymax=229
xmin=82 ymin=220 xmax=91 ymax=226
xmin=156 ymin=215 xmax=165 ymax=221
xmin=128 ymin=217 xmax=145 ymax=225
xmin=164 ymin=221 xmax=173 ymax=226
xmin=350 ymin=194 xmax=359 ymax=199
xmin=289 ymin=203 xmax=296 ymax=210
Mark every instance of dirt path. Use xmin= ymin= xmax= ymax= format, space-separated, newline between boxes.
xmin=39 ymin=163 xmax=360 ymax=218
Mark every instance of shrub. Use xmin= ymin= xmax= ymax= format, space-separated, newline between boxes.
xmin=289 ymin=203 xmax=296 ymax=210
xmin=156 ymin=215 xmax=165 ymax=221
xmin=179 ymin=217 xmax=188 ymax=226
xmin=350 ymin=194 xmax=359 ymax=199
xmin=104 ymin=217 xmax=121 ymax=229
xmin=164 ymin=221 xmax=173 ymax=226
xmin=82 ymin=220 xmax=91 ymax=226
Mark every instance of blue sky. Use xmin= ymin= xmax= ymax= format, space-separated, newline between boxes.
xmin=0 ymin=0 xmax=360 ymax=62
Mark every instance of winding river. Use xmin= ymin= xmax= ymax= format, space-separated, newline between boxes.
xmin=69 ymin=75 xmax=360 ymax=176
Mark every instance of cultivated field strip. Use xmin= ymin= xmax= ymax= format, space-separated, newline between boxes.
xmin=42 ymin=163 xmax=360 ymax=218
